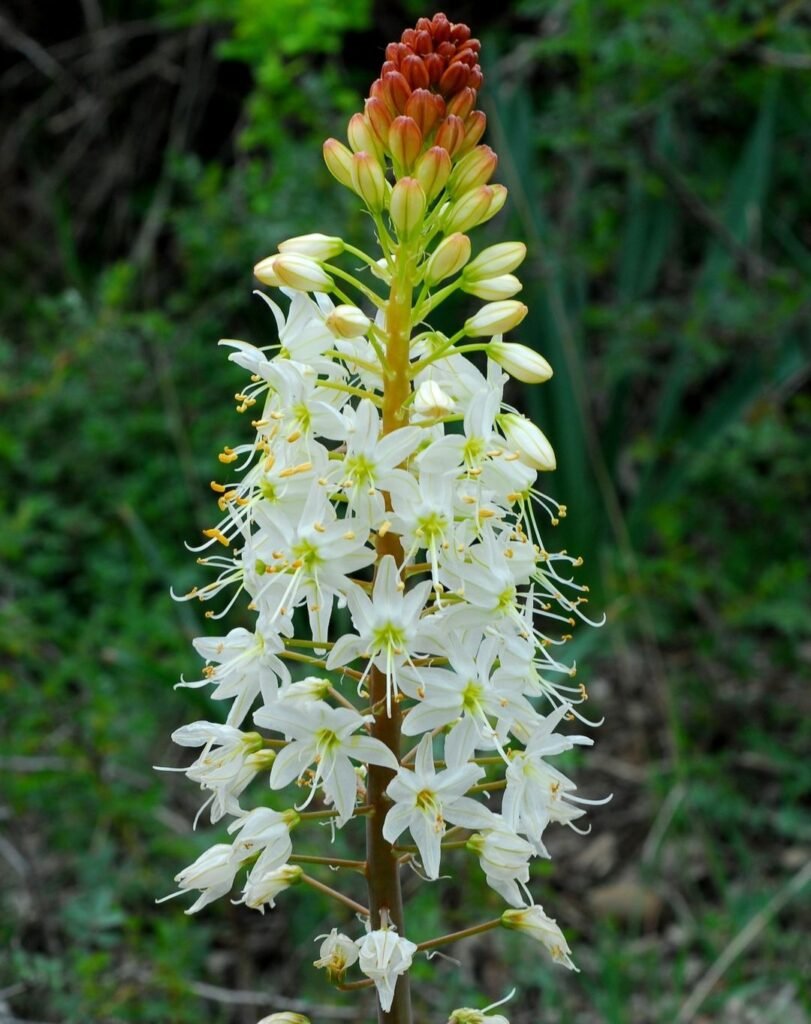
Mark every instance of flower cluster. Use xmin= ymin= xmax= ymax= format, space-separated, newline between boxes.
xmin=163 ymin=12 xmax=605 ymax=1021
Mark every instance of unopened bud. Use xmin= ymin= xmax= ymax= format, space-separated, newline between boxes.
xmin=406 ymin=88 xmax=443 ymax=138
xmin=414 ymin=379 xmax=454 ymax=418
xmin=390 ymin=177 xmax=427 ymax=240
xmin=323 ymin=138 xmax=355 ymax=189
xmin=457 ymin=110 xmax=488 ymax=157
xmin=278 ymin=233 xmax=344 ymax=260
xmin=464 ymin=300 xmax=527 ymax=337
xmin=424 ymin=233 xmax=471 ymax=285
xmin=447 ymin=86 xmax=477 ymax=121
xmin=272 ymin=253 xmax=333 ymax=293
xmin=488 ymin=340 xmax=553 ymax=383
xmin=257 ymin=1015 xmax=311 ymax=1024
xmin=498 ymin=413 xmax=556 ymax=471
xmin=448 ymin=1011 xmax=509 ymax=1024
xmin=435 ymin=114 xmax=465 ymax=157
xmin=365 ymin=96 xmax=393 ymax=149
xmin=383 ymin=70 xmax=412 ymax=115
xmin=326 ymin=304 xmax=371 ymax=339
xmin=444 ymin=185 xmax=507 ymax=234
xmin=348 ymin=113 xmax=383 ymax=160
xmin=389 ymin=116 xmax=423 ymax=172
xmin=369 ymin=257 xmax=393 ymax=285
xmin=351 ymin=151 xmax=386 ymax=212
xmin=465 ymin=242 xmax=527 ymax=281
xmin=462 ymin=274 xmax=522 ymax=300
xmin=448 ymin=145 xmax=498 ymax=196
xmin=414 ymin=146 xmax=452 ymax=202
xmin=253 ymin=254 xmax=282 ymax=286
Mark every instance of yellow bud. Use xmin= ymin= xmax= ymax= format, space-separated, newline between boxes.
xmin=448 ymin=145 xmax=498 ymax=196
xmin=326 ymin=304 xmax=371 ymax=339
xmin=414 ymin=145 xmax=452 ymax=202
xmin=273 ymin=253 xmax=333 ymax=292
xmin=389 ymin=177 xmax=427 ymax=240
xmin=351 ymin=151 xmax=386 ymax=212
xmin=322 ymin=138 xmax=355 ymax=189
xmin=443 ymin=184 xmax=508 ymax=234
xmin=348 ymin=113 xmax=383 ymax=160
xmin=424 ymin=233 xmax=472 ymax=286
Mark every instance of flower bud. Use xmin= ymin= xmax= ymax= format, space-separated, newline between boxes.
xmin=465 ymin=242 xmax=527 ymax=281
xmin=457 ymin=110 xmax=487 ymax=156
xmin=351 ymin=151 xmax=386 ymax=212
xmin=389 ymin=177 xmax=427 ymax=240
xmin=253 ymin=254 xmax=282 ymax=287
xmin=369 ymin=257 xmax=393 ymax=284
xmin=435 ymin=114 xmax=465 ymax=156
xmin=241 ymin=863 xmax=303 ymax=912
xmin=414 ymin=379 xmax=454 ymax=418
xmin=501 ymin=905 xmax=576 ymax=969
xmin=449 ymin=1010 xmax=509 ymax=1024
xmin=325 ymin=304 xmax=371 ymax=339
xmin=498 ymin=413 xmax=556 ymax=471
xmin=383 ymin=70 xmax=411 ymax=114
xmin=448 ymin=145 xmax=498 ymax=196
xmin=322 ymin=138 xmax=355 ymax=189
xmin=348 ymin=112 xmax=383 ymax=160
xmin=462 ymin=273 xmax=522 ymax=300
xmin=278 ymin=233 xmax=344 ymax=260
xmin=257 ymin=1015 xmax=311 ymax=1024
xmin=488 ymin=340 xmax=553 ymax=383
xmin=464 ymin=300 xmax=528 ymax=337
xmin=443 ymin=185 xmax=506 ymax=234
xmin=424 ymin=233 xmax=471 ymax=285
xmin=272 ymin=253 xmax=333 ymax=293
xmin=388 ymin=116 xmax=423 ymax=172
xmin=414 ymin=146 xmax=452 ymax=202
xmin=447 ymin=86 xmax=476 ymax=120
xmin=365 ymin=96 xmax=393 ymax=149
xmin=405 ymin=88 xmax=442 ymax=138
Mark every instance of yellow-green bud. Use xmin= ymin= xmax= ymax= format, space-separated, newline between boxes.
xmin=499 ymin=412 xmax=556 ymax=470
xmin=465 ymin=242 xmax=527 ymax=281
xmin=414 ymin=146 xmax=452 ymax=202
xmin=390 ymin=177 xmax=427 ymax=240
xmin=488 ymin=339 xmax=553 ymax=383
xmin=322 ymin=138 xmax=355 ymax=189
xmin=253 ymin=254 xmax=282 ymax=286
xmin=326 ymin=304 xmax=371 ymax=339
xmin=444 ymin=184 xmax=508 ymax=234
xmin=351 ymin=151 xmax=386 ymax=212
xmin=448 ymin=145 xmax=498 ymax=196
xmin=278 ymin=233 xmax=344 ymax=260
xmin=449 ymin=1011 xmax=509 ymax=1024
xmin=462 ymin=274 xmax=522 ymax=300
xmin=424 ymin=233 xmax=471 ymax=286
xmin=389 ymin=115 xmax=423 ymax=173
xmin=348 ymin=112 xmax=383 ymax=160
xmin=273 ymin=253 xmax=333 ymax=292
xmin=464 ymin=300 xmax=528 ymax=337
xmin=414 ymin=379 xmax=454 ymax=418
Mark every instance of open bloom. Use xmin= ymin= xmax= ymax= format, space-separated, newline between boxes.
xmin=501 ymin=905 xmax=578 ymax=970
xmin=313 ymin=929 xmax=359 ymax=982
xmin=383 ymin=735 xmax=494 ymax=879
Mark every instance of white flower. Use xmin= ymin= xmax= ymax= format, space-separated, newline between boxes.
xmin=498 ymin=412 xmax=556 ymax=471
xmin=464 ymin=300 xmax=528 ymax=338
xmin=255 ymin=700 xmax=398 ymax=825
xmin=327 ymin=555 xmax=433 ymax=715
xmin=161 ymin=843 xmax=241 ymax=915
xmin=413 ymin=379 xmax=454 ymax=420
xmin=467 ymin=823 xmax=534 ymax=907
xmin=313 ymin=928 xmax=359 ymax=981
xmin=227 ymin=807 xmax=298 ymax=864
xmin=488 ymin=339 xmax=553 ymax=383
xmin=257 ymin=1014 xmax=310 ymax=1024
xmin=356 ymin=927 xmax=418 ymax=1013
xmin=501 ymin=905 xmax=578 ymax=970
xmin=383 ymin=735 xmax=494 ymax=879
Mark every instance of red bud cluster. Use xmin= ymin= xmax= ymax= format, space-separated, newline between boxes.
xmin=362 ymin=13 xmax=486 ymax=172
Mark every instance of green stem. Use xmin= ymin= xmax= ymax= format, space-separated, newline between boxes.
xmin=291 ymin=854 xmax=367 ymax=871
xmin=416 ymin=918 xmax=502 ymax=953
xmin=300 ymin=873 xmax=370 ymax=916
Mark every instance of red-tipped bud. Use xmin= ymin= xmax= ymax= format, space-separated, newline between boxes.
xmin=401 ymin=53 xmax=430 ymax=90
xmin=323 ymin=138 xmax=355 ymax=190
xmin=348 ymin=113 xmax=383 ymax=160
xmin=383 ymin=71 xmax=411 ymax=115
xmin=439 ymin=61 xmax=470 ymax=97
xmin=414 ymin=29 xmax=433 ymax=55
xmin=406 ymin=89 xmax=442 ymax=138
xmin=457 ymin=110 xmax=487 ymax=156
xmin=389 ymin=177 xmax=427 ymax=240
xmin=435 ymin=115 xmax=465 ymax=157
xmin=351 ymin=151 xmax=386 ymax=212
xmin=389 ymin=116 xmax=423 ymax=173
xmin=447 ymin=87 xmax=477 ymax=120
xmin=365 ymin=97 xmax=393 ymax=149
xmin=468 ymin=66 xmax=483 ymax=91
xmin=414 ymin=146 xmax=452 ymax=202
xmin=448 ymin=145 xmax=498 ymax=196
xmin=424 ymin=232 xmax=472 ymax=285
xmin=424 ymin=52 xmax=444 ymax=85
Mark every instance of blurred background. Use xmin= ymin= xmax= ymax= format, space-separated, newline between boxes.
xmin=1 ymin=1 xmax=810 ymax=1022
